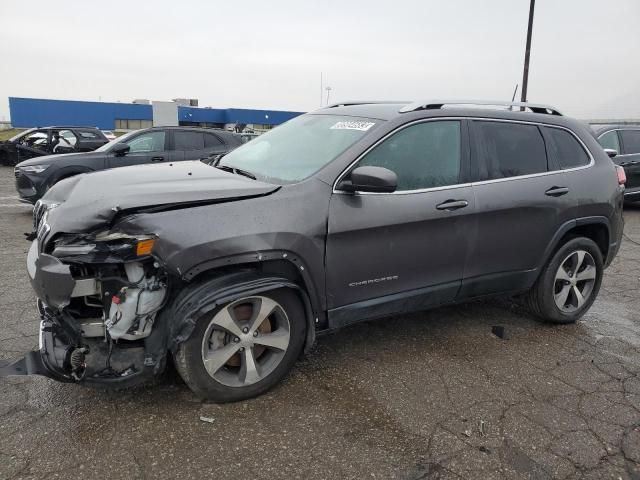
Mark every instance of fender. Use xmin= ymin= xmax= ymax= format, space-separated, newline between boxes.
xmin=50 ymin=166 xmax=94 ymax=186
xmin=163 ymin=271 xmax=317 ymax=355
xmin=537 ymin=216 xmax=611 ymax=272
xmin=182 ymin=249 xmax=323 ymax=317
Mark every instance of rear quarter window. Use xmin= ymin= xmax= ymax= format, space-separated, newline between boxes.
xmin=544 ymin=127 xmax=590 ymax=169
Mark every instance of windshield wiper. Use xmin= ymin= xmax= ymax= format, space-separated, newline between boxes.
xmin=215 ymin=164 xmax=257 ymax=180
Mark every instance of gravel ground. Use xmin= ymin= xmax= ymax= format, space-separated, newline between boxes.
xmin=0 ymin=165 xmax=639 ymax=480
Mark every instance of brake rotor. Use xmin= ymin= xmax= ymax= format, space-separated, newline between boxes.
xmin=225 ymin=302 xmax=272 ymax=367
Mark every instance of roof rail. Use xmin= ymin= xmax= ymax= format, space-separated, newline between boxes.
xmin=324 ymin=101 xmax=409 ymax=109
xmin=399 ymin=100 xmax=562 ymax=116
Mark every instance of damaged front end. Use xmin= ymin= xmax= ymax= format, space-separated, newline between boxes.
xmin=4 ymin=203 xmax=170 ymax=386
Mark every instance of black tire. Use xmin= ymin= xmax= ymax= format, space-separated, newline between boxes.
xmin=526 ymin=237 xmax=603 ymax=324
xmin=174 ymin=288 xmax=306 ymax=402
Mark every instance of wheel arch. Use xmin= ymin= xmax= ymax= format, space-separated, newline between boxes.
xmin=49 ymin=166 xmax=93 ymax=186
xmin=183 ymin=250 xmax=323 ymax=317
xmin=163 ymin=269 xmax=317 ymax=356
xmin=539 ymin=217 xmax=611 ymax=274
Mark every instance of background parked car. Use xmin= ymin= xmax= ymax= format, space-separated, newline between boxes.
xmin=101 ymin=130 xmax=117 ymax=141
xmin=14 ymin=126 xmax=244 ymax=203
xmin=595 ymin=125 xmax=640 ymax=204
xmin=0 ymin=126 xmax=108 ymax=166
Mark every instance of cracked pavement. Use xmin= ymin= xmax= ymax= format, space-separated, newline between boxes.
xmin=0 ymin=166 xmax=639 ymax=479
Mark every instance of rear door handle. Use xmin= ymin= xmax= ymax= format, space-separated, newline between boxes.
xmin=151 ymin=156 xmax=165 ymax=162
xmin=545 ymin=186 xmax=569 ymax=197
xmin=436 ymin=199 xmax=469 ymax=211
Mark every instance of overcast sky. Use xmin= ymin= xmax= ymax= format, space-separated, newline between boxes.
xmin=0 ymin=0 xmax=638 ymax=120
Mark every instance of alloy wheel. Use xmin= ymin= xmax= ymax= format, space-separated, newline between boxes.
xmin=553 ymin=249 xmax=597 ymax=313
xmin=201 ymin=296 xmax=291 ymax=387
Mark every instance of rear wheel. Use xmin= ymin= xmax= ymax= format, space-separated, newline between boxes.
xmin=174 ymin=288 xmax=306 ymax=402
xmin=527 ymin=237 xmax=603 ymax=324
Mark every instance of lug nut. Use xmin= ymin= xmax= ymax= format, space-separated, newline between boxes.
xmin=242 ymin=327 xmax=249 ymax=334
xmin=233 ymin=337 xmax=240 ymax=343
xmin=239 ymin=347 xmax=245 ymax=352
xmin=253 ymin=331 xmax=258 ymax=337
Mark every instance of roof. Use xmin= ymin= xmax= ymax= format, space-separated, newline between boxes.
xmin=311 ymin=100 xmax=570 ymax=124
xmin=34 ymin=126 xmax=103 ymax=130
xmin=591 ymin=124 xmax=640 ymax=135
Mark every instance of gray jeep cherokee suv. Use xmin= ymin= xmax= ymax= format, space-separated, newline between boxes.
xmin=4 ymin=100 xmax=625 ymax=402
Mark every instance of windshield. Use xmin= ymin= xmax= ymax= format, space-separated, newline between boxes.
xmin=9 ymin=128 xmax=35 ymax=142
xmin=218 ymin=114 xmax=380 ymax=183
xmin=94 ymin=130 xmax=140 ymax=152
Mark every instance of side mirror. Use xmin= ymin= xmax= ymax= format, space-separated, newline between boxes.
xmin=339 ymin=166 xmax=397 ymax=193
xmin=604 ymin=148 xmax=618 ymax=158
xmin=111 ymin=143 xmax=130 ymax=156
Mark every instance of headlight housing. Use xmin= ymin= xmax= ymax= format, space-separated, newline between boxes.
xmin=20 ymin=164 xmax=50 ymax=174
xmin=51 ymin=232 xmax=157 ymax=262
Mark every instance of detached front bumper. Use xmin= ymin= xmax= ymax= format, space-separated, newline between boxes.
xmin=27 ymin=240 xmax=76 ymax=310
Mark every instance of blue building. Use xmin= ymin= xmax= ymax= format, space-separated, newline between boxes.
xmin=8 ymin=97 xmax=304 ymax=131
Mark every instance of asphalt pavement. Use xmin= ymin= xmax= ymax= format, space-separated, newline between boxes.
xmin=1 ymin=166 xmax=639 ymax=479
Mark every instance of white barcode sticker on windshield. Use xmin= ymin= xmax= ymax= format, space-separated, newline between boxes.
xmin=330 ymin=121 xmax=375 ymax=131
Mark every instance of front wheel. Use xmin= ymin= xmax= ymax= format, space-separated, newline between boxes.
xmin=526 ymin=237 xmax=603 ymax=324
xmin=174 ymin=288 xmax=306 ymax=402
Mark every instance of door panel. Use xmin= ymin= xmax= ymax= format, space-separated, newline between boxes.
xmin=461 ymin=120 xmax=571 ymax=298
xmin=619 ymin=130 xmax=640 ymax=190
xmin=325 ymin=119 xmax=473 ymax=312
xmin=326 ymin=187 xmax=475 ymax=309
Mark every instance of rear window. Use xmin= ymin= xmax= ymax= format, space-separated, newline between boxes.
xmin=175 ymin=131 xmax=205 ymax=151
xmin=620 ymin=130 xmax=640 ymax=154
xmin=544 ymin=127 xmax=590 ymax=169
xmin=474 ymin=121 xmax=547 ymax=180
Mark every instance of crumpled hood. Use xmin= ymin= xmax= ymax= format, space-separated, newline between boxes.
xmin=43 ymin=160 xmax=279 ymax=234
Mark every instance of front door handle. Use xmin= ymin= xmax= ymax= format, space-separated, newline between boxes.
xmin=151 ymin=156 xmax=165 ymax=162
xmin=436 ymin=199 xmax=469 ymax=211
xmin=545 ymin=186 xmax=569 ymax=197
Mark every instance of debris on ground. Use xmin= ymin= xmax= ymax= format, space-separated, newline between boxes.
xmin=199 ymin=416 xmax=215 ymax=424
xmin=491 ymin=325 xmax=508 ymax=339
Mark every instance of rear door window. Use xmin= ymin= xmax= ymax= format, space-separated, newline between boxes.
xmin=473 ymin=121 xmax=547 ymax=180
xmin=175 ymin=131 xmax=205 ymax=151
xmin=544 ymin=127 xmax=590 ymax=169
xmin=620 ymin=130 xmax=640 ymax=154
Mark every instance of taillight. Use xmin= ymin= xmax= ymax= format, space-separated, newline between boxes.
xmin=616 ymin=165 xmax=626 ymax=185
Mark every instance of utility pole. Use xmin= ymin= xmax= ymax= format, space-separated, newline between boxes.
xmin=325 ymin=86 xmax=332 ymax=106
xmin=520 ymin=0 xmax=535 ymax=104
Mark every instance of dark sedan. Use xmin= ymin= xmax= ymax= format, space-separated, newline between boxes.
xmin=594 ymin=125 xmax=640 ymax=204
xmin=1 ymin=126 xmax=108 ymax=166
xmin=14 ymin=126 xmax=243 ymax=203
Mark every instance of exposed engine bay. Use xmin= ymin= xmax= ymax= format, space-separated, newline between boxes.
xmin=24 ymin=203 xmax=172 ymax=384
xmin=47 ymin=257 xmax=168 ymax=381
